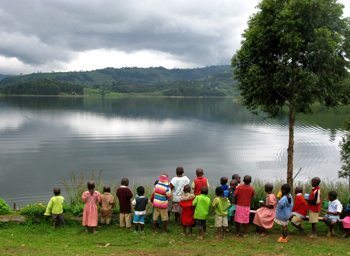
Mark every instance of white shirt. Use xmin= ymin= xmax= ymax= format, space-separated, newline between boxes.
xmin=170 ymin=176 xmax=190 ymax=202
xmin=328 ymin=199 xmax=343 ymax=214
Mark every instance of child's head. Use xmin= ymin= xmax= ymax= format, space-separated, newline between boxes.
xmin=183 ymin=184 xmax=191 ymax=193
xmin=196 ymin=168 xmax=204 ymax=177
xmin=230 ymin=179 xmax=238 ymax=188
xmin=294 ymin=186 xmax=303 ymax=195
xmin=311 ymin=177 xmax=321 ymax=187
xmin=215 ymin=186 xmax=224 ymax=197
xmin=53 ymin=187 xmax=61 ymax=196
xmin=232 ymin=174 xmax=241 ymax=183
xmin=243 ymin=175 xmax=252 ymax=185
xmin=201 ymin=186 xmax=208 ymax=195
xmin=121 ymin=177 xmax=129 ymax=186
xmin=328 ymin=190 xmax=337 ymax=201
xmin=220 ymin=177 xmax=228 ymax=186
xmin=103 ymin=186 xmax=111 ymax=193
xmin=281 ymin=184 xmax=291 ymax=196
xmin=87 ymin=181 xmax=95 ymax=190
xmin=137 ymin=186 xmax=145 ymax=196
xmin=176 ymin=166 xmax=184 ymax=177
xmin=264 ymin=183 xmax=273 ymax=193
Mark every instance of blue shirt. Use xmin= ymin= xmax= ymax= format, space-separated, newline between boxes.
xmin=275 ymin=194 xmax=293 ymax=221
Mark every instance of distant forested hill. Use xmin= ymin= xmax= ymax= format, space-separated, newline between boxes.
xmin=0 ymin=74 xmax=7 ymax=81
xmin=0 ymin=66 xmax=237 ymax=96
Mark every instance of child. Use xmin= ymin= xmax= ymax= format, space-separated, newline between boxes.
xmin=307 ymin=177 xmax=321 ymax=238
xmin=132 ymin=186 xmax=148 ymax=233
xmin=170 ymin=166 xmax=190 ymax=223
xmin=116 ymin=177 xmax=133 ymax=229
xmin=192 ymin=187 xmax=211 ymax=239
xmin=253 ymin=183 xmax=276 ymax=236
xmin=44 ymin=187 xmax=65 ymax=227
xmin=153 ymin=174 xmax=172 ymax=232
xmin=232 ymin=174 xmax=241 ymax=185
xmin=290 ymin=186 xmax=308 ymax=233
xmin=179 ymin=184 xmax=195 ymax=235
xmin=100 ymin=186 xmax=115 ymax=225
xmin=192 ymin=168 xmax=209 ymax=196
xmin=234 ymin=175 xmax=254 ymax=237
xmin=275 ymin=184 xmax=293 ymax=243
xmin=212 ymin=187 xmax=230 ymax=239
xmin=324 ymin=191 xmax=343 ymax=237
xmin=227 ymin=179 xmax=238 ymax=225
xmin=82 ymin=181 xmax=102 ymax=233
xmin=343 ymin=201 xmax=350 ymax=238
xmin=220 ymin=177 xmax=229 ymax=197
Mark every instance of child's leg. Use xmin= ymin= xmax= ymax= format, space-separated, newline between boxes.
xmin=282 ymin=225 xmax=288 ymax=239
xmin=235 ymin=222 xmax=241 ymax=235
xmin=311 ymin=223 xmax=317 ymax=235
xmin=203 ymin=220 xmax=207 ymax=233
xmin=140 ymin=224 xmax=144 ymax=232
xmin=182 ymin=225 xmax=187 ymax=235
xmin=242 ymin=223 xmax=249 ymax=236
xmin=175 ymin=212 xmax=180 ymax=223
xmin=189 ymin=225 xmax=193 ymax=234
xmin=162 ymin=221 xmax=168 ymax=232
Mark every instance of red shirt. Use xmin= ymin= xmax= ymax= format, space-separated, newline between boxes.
xmin=193 ymin=176 xmax=208 ymax=195
xmin=179 ymin=199 xmax=195 ymax=226
xmin=234 ymin=184 xmax=254 ymax=207
xmin=293 ymin=193 xmax=308 ymax=217
xmin=308 ymin=186 xmax=321 ymax=213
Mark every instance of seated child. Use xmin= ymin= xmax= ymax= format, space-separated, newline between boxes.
xmin=193 ymin=187 xmax=211 ymax=239
xmin=308 ymin=177 xmax=321 ymax=238
xmin=100 ymin=186 xmax=115 ymax=225
xmin=275 ymin=184 xmax=293 ymax=243
xmin=179 ymin=184 xmax=195 ymax=235
xmin=44 ymin=187 xmax=65 ymax=227
xmin=212 ymin=187 xmax=230 ymax=239
xmin=342 ymin=201 xmax=350 ymax=238
xmin=192 ymin=168 xmax=209 ymax=196
xmin=324 ymin=191 xmax=343 ymax=237
xmin=234 ymin=175 xmax=255 ymax=237
xmin=290 ymin=186 xmax=308 ymax=233
xmin=253 ymin=183 xmax=276 ymax=235
xmin=82 ymin=181 xmax=102 ymax=233
xmin=220 ymin=177 xmax=229 ymax=197
xmin=116 ymin=177 xmax=133 ymax=229
xmin=132 ymin=186 xmax=148 ymax=233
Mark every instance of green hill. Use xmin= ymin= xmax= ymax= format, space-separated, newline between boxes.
xmin=0 ymin=66 xmax=237 ymax=96
xmin=0 ymin=74 xmax=7 ymax=81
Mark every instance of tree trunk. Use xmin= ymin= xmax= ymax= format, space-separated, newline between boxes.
xmin=287 ymin=106 xmax=295 ymax=190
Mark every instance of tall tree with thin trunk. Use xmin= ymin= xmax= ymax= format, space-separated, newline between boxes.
xmin=232 ymin=0 xmax=350 ymax=187
xmin=339 ymin=120 xmax=350 ymax=191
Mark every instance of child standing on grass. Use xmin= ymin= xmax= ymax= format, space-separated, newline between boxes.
xmin=275 ymin=184 xmax=293 ymax=243
xmin=153 ymin=174 xmax=172 ymax=233
xmin=100 ymin=186 xmax=115 ymax=225
xmin=44 ymin=187 xmax=65 ymax=227
xmin=82 ymin=181 xmax=102 ymax=233
xmin=342 ymin=200 xmax=350 ymax=238
xmin=307 ymin=177 xmax=321 ymax=238
xmin=220 ymin=177 xmax=229 ymax=197
xmin=290 ymin=186 xmax=308 ymax=233
xmin=193 ymin=187 xmax=211 ymax=239
xmin=324 ymin=191 xmax=343 ymax=237
xmin=132 ymin=186 xmax=148 ymax=233
xmin=227 ymin=179 xmax=238 ymax=226
xmin=192 ymin=168 xmax=209 ymax=196
xmin=253 ymin=183 xmax=276 ymax=236
xmin=179 ymin=184 xmax=195 ymax=236
xmin=234 ymin=175 xmax=254 ymax=237
xmin=116 ymin=177 xmax=133 ymax=229
xmin=212 ymin=187 xmax=230 ymax=239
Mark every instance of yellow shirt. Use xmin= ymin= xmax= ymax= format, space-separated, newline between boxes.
xmin=44 ymin=195 xmax=64 ymax=215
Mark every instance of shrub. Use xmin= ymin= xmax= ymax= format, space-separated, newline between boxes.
xmin=20 ymin=203 xmax=46 ymax=222
xmin=71 ymin=203 xmax=84 ymax=216
xmin=0 ymin=198 xmax=11 ymax=215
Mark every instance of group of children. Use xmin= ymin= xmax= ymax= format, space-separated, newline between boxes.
xmin=44 ymin=168 xmax=350 ymax=242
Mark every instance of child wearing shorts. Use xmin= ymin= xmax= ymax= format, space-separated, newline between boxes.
xmin=132 ymin=186 xmax=148 ymax=233
xmin=212 ymin=187 xmax=230 ymax=238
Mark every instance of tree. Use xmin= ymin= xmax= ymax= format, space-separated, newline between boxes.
xmin=339 ymin=120 xmax=350 ymax=191
xmin=232 ymin=0 xmax=350 ymax=187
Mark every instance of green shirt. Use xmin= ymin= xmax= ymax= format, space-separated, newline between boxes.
xmin=44 ymin=196 xmax=64 ymax=215
xmin=192 ymin=194 xmax=211 ymax=220
xmin=212 ymin=196 xmax=230 ymax=216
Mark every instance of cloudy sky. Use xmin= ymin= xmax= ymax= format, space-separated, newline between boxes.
xmin=0 ymin=0 xmax=349 ymax=75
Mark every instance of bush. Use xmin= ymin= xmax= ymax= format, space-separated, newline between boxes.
xmin=20 ymin=203 xmax=46 ymax=222
xmin=0 ymin=198 xmax=11 ymax=215
xmin=71 ymin=203 xmax=84 ymax=216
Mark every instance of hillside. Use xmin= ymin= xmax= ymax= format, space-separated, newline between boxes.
xmin=0 ymin=66 xmax=237 ymax=96
xmin=0 ymin=74 xmax=7 ymax=81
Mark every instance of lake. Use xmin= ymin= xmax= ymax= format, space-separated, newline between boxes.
xmin=0 ymin=96 xmax=348 ymax=206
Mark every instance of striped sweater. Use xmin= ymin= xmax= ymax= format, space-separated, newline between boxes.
xmin=153 ymin=182 xmax=171 ymax=209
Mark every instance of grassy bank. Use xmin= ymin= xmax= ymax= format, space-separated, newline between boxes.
xmin=0 ymin=220 xmax=349 ymax=256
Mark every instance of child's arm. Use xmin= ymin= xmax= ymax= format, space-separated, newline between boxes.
xmin=192 ymin=196 xmax=198 ymax=206
xmin=44 ymin=198 xmax=53 ymax=216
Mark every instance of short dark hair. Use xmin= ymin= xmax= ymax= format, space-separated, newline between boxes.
xmin=311 ymin=177 xmax=321 ymax=186
xmin=53 ymin=187 xmax=61 ymax=196
xmin=196 ymin=168 xmax=204 ymax=177
xmin=176 ymin=166 xmax=184 ymax=176
xmin=264 ymin=183 xmax=273 ymax=193
xmin=201 ymin=186 xmax=208 ymax=195
xmin=215 ymin=186 xmax=224 ymax=196
xmin=183 ymin=184 xmax=191 ymax=193
xmin=232 ymin=174 xmax=241 ymax=181
xmin=137 ymin=186 xmax=145 ymax=196
xmin=121 ymin=177 xmax=129 ymax=186
xmin=243 ymin=175 xmax=252 ymax=184
xmin=281 ymin=184 xmax=291 ymax=195
xmin=230 ymin=179 xmax=238 ymax=187
xmin=103 ymin=186 xmax=111 ymax=193
xmin=295 ymin=186 xmax=303 ymax=194
xmin=87 ymin=181 xmax=95 ymax=190
xmin=220 ymin=177 xmax=228 ymax=185
xmin=328 ymin=190 xmax=337 ymax=200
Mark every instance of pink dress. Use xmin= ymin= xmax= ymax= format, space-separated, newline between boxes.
xmin=253 ymin=193 xmax=277 ymax=229
xmin=82 ymin=190 xmax=102 ymax=227
xmin=343 ymin=216 xmax=350 ymax=229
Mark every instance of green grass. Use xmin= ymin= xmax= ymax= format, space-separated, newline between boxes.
xmin=0 ymin=220 xmax=349 ymax=256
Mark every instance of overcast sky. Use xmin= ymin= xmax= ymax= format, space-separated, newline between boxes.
xmin=0 ymin=0 xmax=349 ymax=75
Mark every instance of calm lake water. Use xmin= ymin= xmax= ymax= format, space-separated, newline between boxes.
xmin=0 ymin=96 xmax=348 ymax=206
